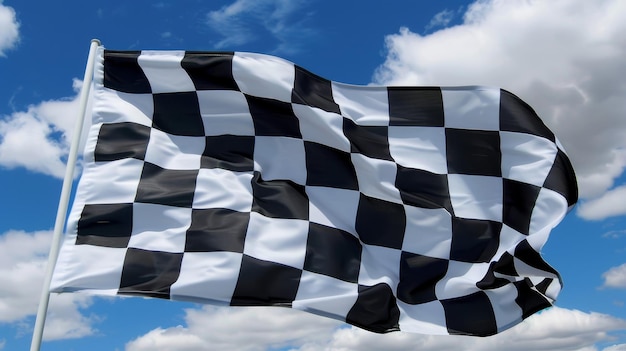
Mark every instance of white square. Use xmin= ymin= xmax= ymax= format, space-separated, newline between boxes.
xmin=483 ymin=284 xmax=523 ymax=333
xmin=95 ymin=90 xmax=153 ymax=126
xmin=78 ymin=158 xmax=144 ymax=204
xmin=495 ymin=224 xmax=527 ymax=259
xmin=171 ymin=251 xmax=243 ymax=304
xmin=442 ymin=87 xmax=500 ymax=130
xmin=292 ymin=104 xmax=350 ymax=152
xmin=193 ymin=168 xmax=253 ymax=212
xmin=500 ymin=131 xmax=558 ymax=187
xmin=243 ymin=212 xmax=309 ymax=269
xmin=306 ymin=186 xmax=360 ymax=235
xmin=197 ymin=90 xmax=255 ymax=136
xmin=50 ymin=243 xmax=126 ymax=294
xmin=402 ymin=206 xmax=452 ymax=259
xmin=448 ymin=174 xmax=503 ymax=222
xmin=397 ymin=300 xmax=448 ymax=335
xmin=253 ymin=136 xmax=306 ymax=185
xmin=293 ymin=271 xmax=358 ymax=319
xmin=358 ymin=245 xmax=401 ymax=287
xmin=232 ymin=52 xmax=295 ymax=102
xmin=138 ymin=51 xmax=196 ymax=93
xmin=332 ymin=83 xmax=390 ymax=126
xmin=351 ymin=154 xmax=401 ymax=204
xmin=144 ymin=129 xmax=204 ymax=170
xmin=529 ymin=188 xmax=568 ymax=235
xmin=388 ymin=126 xmax=448 ymax=174
xmin=435 ymin=260 xmax=489 ymax=300
xmin=129 ymin=203 xmax=191 ymax=252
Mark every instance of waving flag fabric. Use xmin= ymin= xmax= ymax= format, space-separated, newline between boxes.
xmin=50 ymin=47 xmax=578 ymax=336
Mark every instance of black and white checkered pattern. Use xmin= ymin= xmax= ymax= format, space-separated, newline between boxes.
xmin=50 ymin=48 xmax=578 ymax=336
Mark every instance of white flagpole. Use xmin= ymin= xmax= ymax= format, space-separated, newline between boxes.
xmin=30 ymin=39 xmax=101 ymax=351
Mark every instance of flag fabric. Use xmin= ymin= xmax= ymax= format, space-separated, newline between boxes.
xmin=50 ymin=47 xmax=578 ymax=336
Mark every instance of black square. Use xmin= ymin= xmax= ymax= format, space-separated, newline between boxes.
xmin=304 ymin=223 xmax=362 ymax=283
xmin=230 ymin=255 xmax=302 ymax=306
xmin=450 ymin=217 xmax=501 ymax=263
xmin=500 ymin=89 xmax=555 ymax=142
xmin=503 ymin=179 xmax=541 ymax=235
xmin=492 ymin=252 xmax=517 ymax=276
xmin=476 ymin=262 xmax=512 ymax=290
xmin=345 ymin=283 xmax=400 ymax=333
xmin=441 ymin=291 xmax=498 ymax=336
xmin=181 ymin=52 xmax=239 ymax=91
xmin=543 ymin=149 xmax=578 ymax=207
xmin=534 ymin=278 xmax=554 ymax=296
xmin=104 ymin=50 xmax=151 ymax=94
xmin=397 ymin=252 xmax=448 ymax=304
xmin=118 ymin=247 xmax=183 ymax=299
xmin=514 ymin=240 xmax=559 ymax=277
xmin=388 ymin=87 xmax=444 ymax=127
xmin=135 ymin=162 xmax=198 ymax=208
xmin=342 ymin=118 xmax=393 ymax=161
xmin=94 ymin=122 xmax=151 ymax=162
xmin=514 ymin=279 xmax=552 ymax=319
xmin=395 ymin=165 xmax=453 ymax=213
xmin=292 ymin=66 xmax=341 ymax=114
xmin=251 ymin=172 xmax=309 ymax=220
xmin=153 ymin=92 xmax=205 ymax=136
xmin=304 ymin=141 xmax=358 ymax=190
xmin=246 ymin=95 xmax=302 ymax=138
xmin=201 ymin=135 xmax=255 ymax=172
xmin=445 ymin=128 xmax=502 ymax=176
xmin=355 ymin=194 xmax=406 ymax=250
xmin=185 ymin=208 xmax=250 ymax=253
xmin=76 ymin=203 xmax=133 ymax=248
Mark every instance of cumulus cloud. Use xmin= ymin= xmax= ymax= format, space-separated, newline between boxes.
xmin=0 ymin=230 xmax=98 ymax=340
xmin=0 ymin=79 xmax=88 ymax=178
xmin=578 ymin=185 xmax=626 ymax=220
xmin=602 ymin=263 xmax=626 ymax=289
xmin=125 ymin=306 xmax=342 ymax=351
xmin=374 ymin=0 xmax=626 ymax=211
xmin=125 ymin=306 xmax=626 ymax=351
xmin=0 ymin=1 xmax=19 ymax=56
xmin=207 ymin=0 xmax=313 ymax=54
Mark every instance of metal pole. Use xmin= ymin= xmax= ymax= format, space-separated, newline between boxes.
xmin=30 ymin=38 xmax=101 ymax=351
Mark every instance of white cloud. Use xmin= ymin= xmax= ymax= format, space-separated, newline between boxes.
xmin=0 ymin=79 xmax=87 ymax=178
xmin=603 ymin=230 xmax=626 ymax=239
xmin=0 ymin=230 xmax=98 ymax=340
xmin=125 ymin=306 xmax=626 ymax=351
xmin=578 ymin=186 xmax=626 ymax=220
xmin=604 ymin=344 xmax=626 ymax=351
xmin=125 ymin=306 xmax=342 ymax=351
xmin=0 ymin=1 xmax=19 ymax=56
xmin=206 ymin=0 xmax=312 ymax=54
xmin=602 ymin=263 xmax=626 ymax=289
xmin=374 ymin=0 xmax=626 ymax=208
xmin=425 ymin=9 xmax=456 ymax=31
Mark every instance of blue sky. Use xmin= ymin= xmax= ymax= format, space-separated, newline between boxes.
xmin=1 ymin=0 xmax=626 ymax=350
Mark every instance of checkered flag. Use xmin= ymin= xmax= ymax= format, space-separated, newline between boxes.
xmin=50 ymin=48 xmax=578 ymax=336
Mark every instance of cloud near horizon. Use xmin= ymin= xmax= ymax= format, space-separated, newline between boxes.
xmin=124 ymin=306 xmax=626 ymax=351
xmin=0 ymin=230 xmax=97 ymax=340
